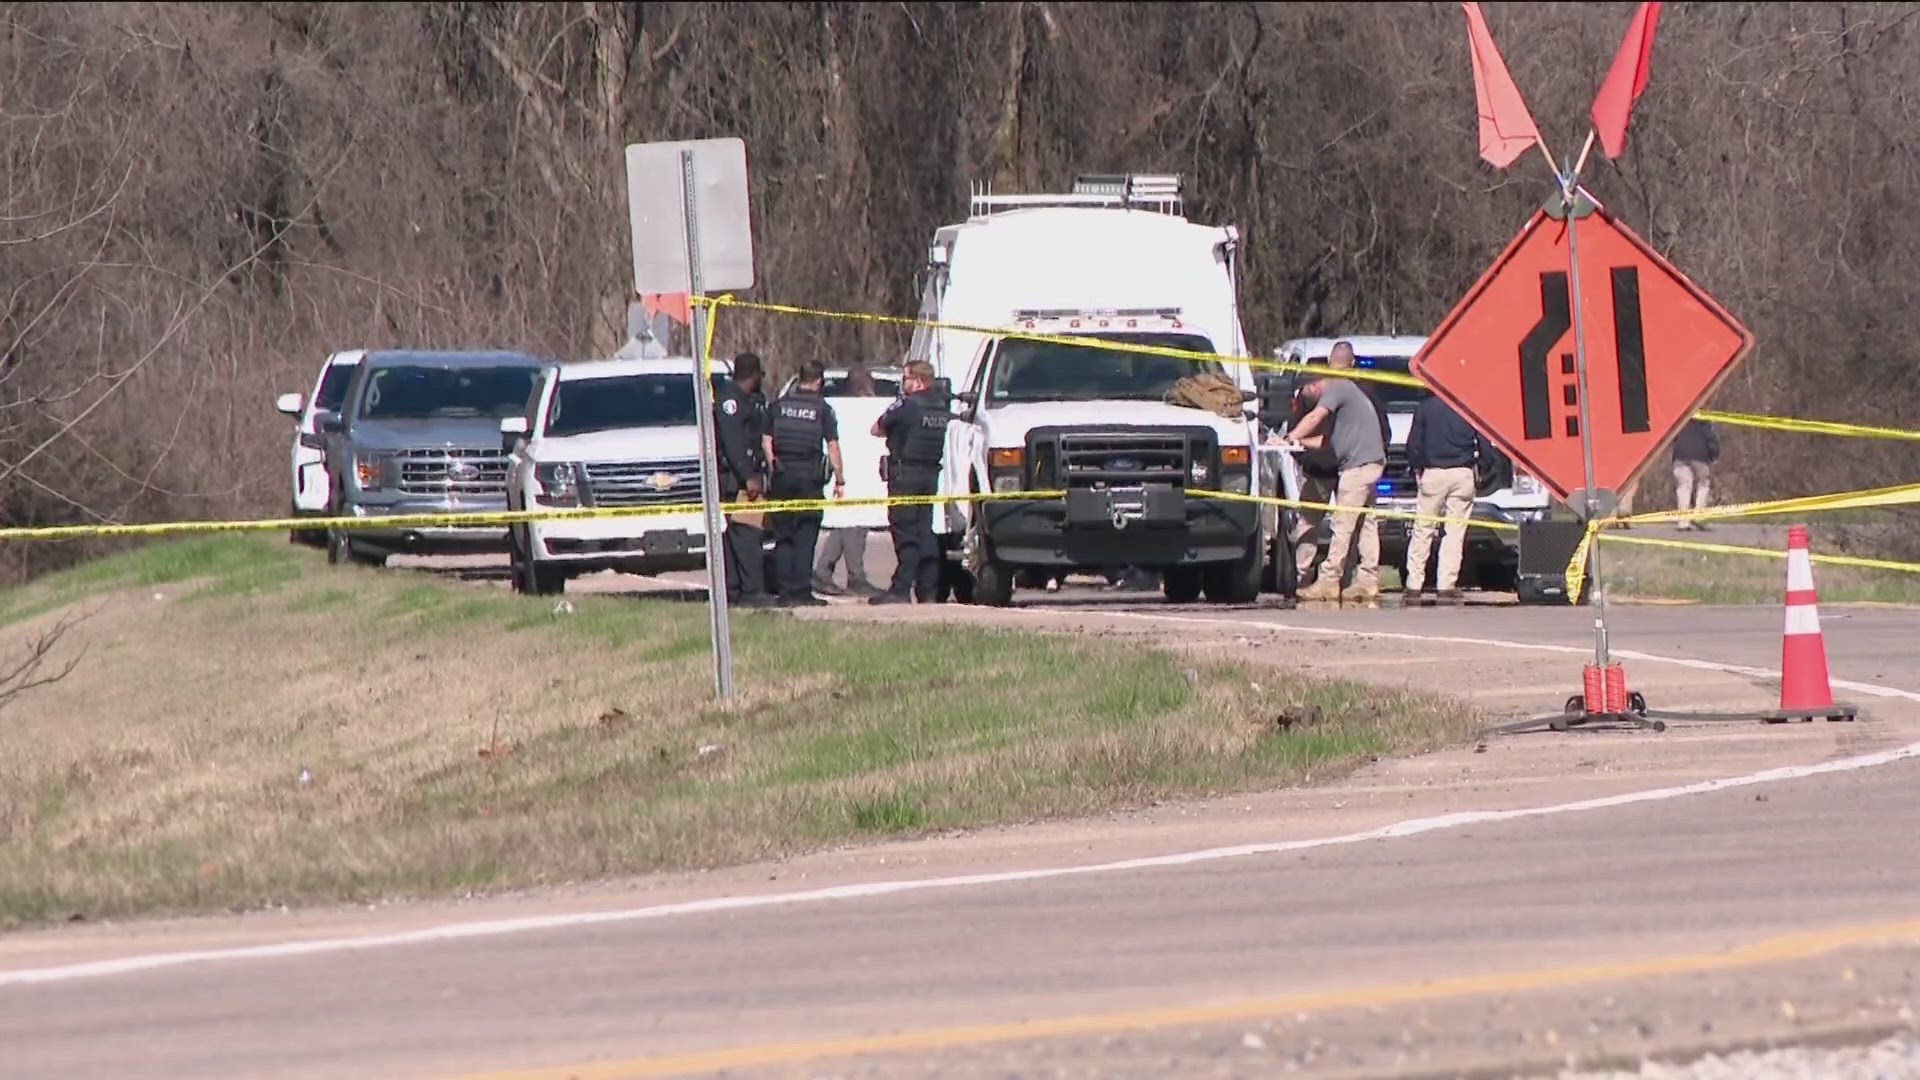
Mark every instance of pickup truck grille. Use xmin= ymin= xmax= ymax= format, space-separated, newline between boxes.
xmin=397 ymin=448 xmax=510 ymax=497
xmin=1030 ymin=430 xmax=1203 ymax=490
xmin=582 ymin=458 xmax=703 ymax=508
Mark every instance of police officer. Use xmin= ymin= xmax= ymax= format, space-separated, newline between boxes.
xmin=762 ymin=361 xmax=843 ymax=606
xmin=870 ymin=359 xmax=952 ymax=605
xmin=713 ymin=351 xmax=769 ymax=606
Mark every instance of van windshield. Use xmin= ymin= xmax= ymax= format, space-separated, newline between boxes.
xmin=359 ymin=365 xmax=542 ymax=420
xmin=987 ymin=333 xmax=1221 ymax=403
xmin=545 ymin=373 xmax=721 ymax=437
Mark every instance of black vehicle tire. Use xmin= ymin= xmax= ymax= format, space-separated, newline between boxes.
xmin=1202 ymin=539 xmax=1263 ymax=604
xmin=289 ymin=503 xmax=328 ymax=548
xmin=1162 ymin=565 xmax=1204 ymax=604
xmin=1473 ymin=558 xmax=1518 ymax=594
xmin=963 ymin=516 xmax=1013 ymax=607
xmin=326 ymin=526 xmax=386 ymax=569
xmin=1263 ymin=511 xmax=1300 ymax=598
xmin=939 ymin=536 xmax=977 ymax=605
xmin=509 ymin=526 xmax=564 ymax=596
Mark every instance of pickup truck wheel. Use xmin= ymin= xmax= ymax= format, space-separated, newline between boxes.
xmin=1161 ymin=566 xmax=1203 ymax=604
xmin=327 ymin=526 xmax=385 ymax=569
xmin=509 ymin=527 xmax=564 ymax=596
xmin=1202 ymin=540 xmax=1263 ymax=604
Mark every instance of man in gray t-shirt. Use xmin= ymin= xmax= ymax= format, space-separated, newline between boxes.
xmin=1283 ymin=342 xmax=1387 ymax=602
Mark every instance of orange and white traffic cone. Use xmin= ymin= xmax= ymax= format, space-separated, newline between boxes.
xmin=1774 ymin=525 xmax=1856 ymax=722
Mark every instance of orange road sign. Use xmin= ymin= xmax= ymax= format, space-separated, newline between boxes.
xmin=1411 ymin=196 xmax=1754 ymax=504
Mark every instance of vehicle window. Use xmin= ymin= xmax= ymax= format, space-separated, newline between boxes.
xmin=987 ymin=333 xmax=1219 ymax=403
xmin=359 ymin=365 xmax=542 ymax=420
xmin=822 ymin=375 xmax=899 ymax=397
xmin=1348 ymin=356 xmax=1428 ymax=411
xmin=545 ymin=373 xmax=698 ymax=437
xmin=314 ymin=364 xmax=357 ymax=412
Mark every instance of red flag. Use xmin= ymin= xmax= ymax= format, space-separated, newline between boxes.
xmin=1461 ymin=3 xmax=1541 ymax=169
xmin=1590 ymin=1 xmax=1662 ymax=159
xmin=642 ymin=292 xmax=691 ymax=327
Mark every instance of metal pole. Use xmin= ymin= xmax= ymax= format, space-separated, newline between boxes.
xmin=682 ymin=149 xmax=735 ymax=699
xmin=1562 ymin=172 xmax=1609 ymax=670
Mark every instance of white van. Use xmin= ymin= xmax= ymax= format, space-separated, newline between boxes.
xmin=1272 ymin=335 xmax=1552 ymax=592
xmin=275 ymin=349 xmax=364 ymax=545
xmin=911 ymin=174 xmax=1283 ymax=606
xmin=500 ymin=356 xmax=729 ymax=595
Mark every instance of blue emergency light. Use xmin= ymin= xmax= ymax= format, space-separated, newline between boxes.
xmin=1375 ymin=480 xmax=1394 ymax=495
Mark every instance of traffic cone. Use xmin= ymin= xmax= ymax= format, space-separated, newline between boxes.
xmin=1778 ymin=525 xmax=1836 ymax=712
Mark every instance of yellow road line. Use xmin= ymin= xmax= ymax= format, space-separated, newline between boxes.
xmin=447 ymin=917 xmax=1920 ymax=1080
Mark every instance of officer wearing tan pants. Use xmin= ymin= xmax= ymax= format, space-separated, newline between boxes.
xmin=1403 ymin=393 xmax=1484 ymax=599
xmin=1285 ymin=344 xmax=1388 ymax=602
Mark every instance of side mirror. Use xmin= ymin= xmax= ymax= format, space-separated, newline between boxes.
xmin=275 ymin=392 xmax=304 ymax=418
xmin=954 ymin=390 xmax=978 ymax=406
xmin=500 ymin=415 xmax=530 ymax=451
xmin=317 ymin=411 xmax=344 ymax=434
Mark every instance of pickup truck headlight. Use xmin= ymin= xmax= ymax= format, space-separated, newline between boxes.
xmin=989 ymin=447 xmax=1022 ymax=493
xmin=1510 ymin=472 xmax=1542 ymax=496
xmin=534 ymin=462 xmax=584 ymax=507
xmin=355 ymin=453 xmax=392 ymax=491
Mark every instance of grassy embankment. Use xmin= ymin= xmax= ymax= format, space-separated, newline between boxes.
xmin=0 ymin=535 xmax=1478 ymax=928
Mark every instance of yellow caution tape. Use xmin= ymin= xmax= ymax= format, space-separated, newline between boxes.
xmin=1597 ymin=532 xmax=1920 ymax=575
xmin=1615 ymin=481 xmax=1920 ymax=528
xmin=0 ymin=490 xmax=1066 ymax=543
xmin=1695 ymin=410 xmax=1920 ymax=443
xmin=692 ymin=297 xmax=1920 ymax=443
xmin=1196 ymin=488 xmax=1519 ymax=532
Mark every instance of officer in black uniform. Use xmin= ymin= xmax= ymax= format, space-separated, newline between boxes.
xmin=712 ymin=351 xmax=769 ymax=606
xmin=870 ymin=360 xmax=952 ymax=605
xmin=762 ymin=362 xmax=844 ymax=606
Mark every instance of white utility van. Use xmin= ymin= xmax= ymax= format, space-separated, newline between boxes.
xmin=911 ymin=174 xmax=1291 ymax=605
xmin=500 ymin=355 xmax=729 ymax=595
xmin=275 ymin=349 xmax=364 ymax=545
xmin=1272 ymin=335 xmax=1552 ymax=593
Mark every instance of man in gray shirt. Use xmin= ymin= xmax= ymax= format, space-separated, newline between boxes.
xmin=1283 ymin=342 xmax=1387 ymax=602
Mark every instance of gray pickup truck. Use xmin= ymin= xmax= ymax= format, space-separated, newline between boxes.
xmin=317 ymin=350 xmax=550 ymax=568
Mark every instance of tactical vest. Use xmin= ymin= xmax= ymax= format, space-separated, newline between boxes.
xmin=771 ymin=391 xmax=829 ymax=465
xmin=891 ymin=391 xmax=950 ymax=469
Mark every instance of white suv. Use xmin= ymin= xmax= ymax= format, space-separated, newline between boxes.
xmin=501 ymin=356 xmax=730 ymax=595
xmin=274 ymin=349 xmax=364 ymax=545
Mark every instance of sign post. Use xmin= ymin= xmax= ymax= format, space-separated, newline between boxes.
xmin=625 ymin=138 xmax=755 ymax=700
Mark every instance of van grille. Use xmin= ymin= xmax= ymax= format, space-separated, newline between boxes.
xmin=1030 ymin=430 xmax=1203 ymax=490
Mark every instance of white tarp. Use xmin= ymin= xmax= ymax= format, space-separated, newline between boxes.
xmin=823 ymin=395 xmax=894 ymax=530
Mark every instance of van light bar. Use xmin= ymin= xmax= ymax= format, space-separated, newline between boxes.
xmin=1010 ymin=306 xmax=1183 ymax=322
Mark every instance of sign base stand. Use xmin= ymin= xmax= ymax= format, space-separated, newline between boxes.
xmin=1477 ymin=695 xmax=1854 ymax=742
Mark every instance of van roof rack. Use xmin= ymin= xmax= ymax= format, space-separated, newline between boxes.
xmin=969 ymin=174 xmax=1183 ymax=219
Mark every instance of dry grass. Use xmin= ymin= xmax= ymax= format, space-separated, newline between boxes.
xmin=0 ymin=536 xmax=1481 ymax=928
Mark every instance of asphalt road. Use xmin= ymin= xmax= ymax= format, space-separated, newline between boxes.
xmin=4 ymin=579 xmax=1919 ymax=1079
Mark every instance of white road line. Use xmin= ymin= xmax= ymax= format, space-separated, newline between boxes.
xmin=4 ymin=611 xmax=1915 ymax=990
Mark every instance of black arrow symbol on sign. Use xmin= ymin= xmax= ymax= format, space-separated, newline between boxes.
xmin=1520 ymin=271 xmax=1570 ymax=441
